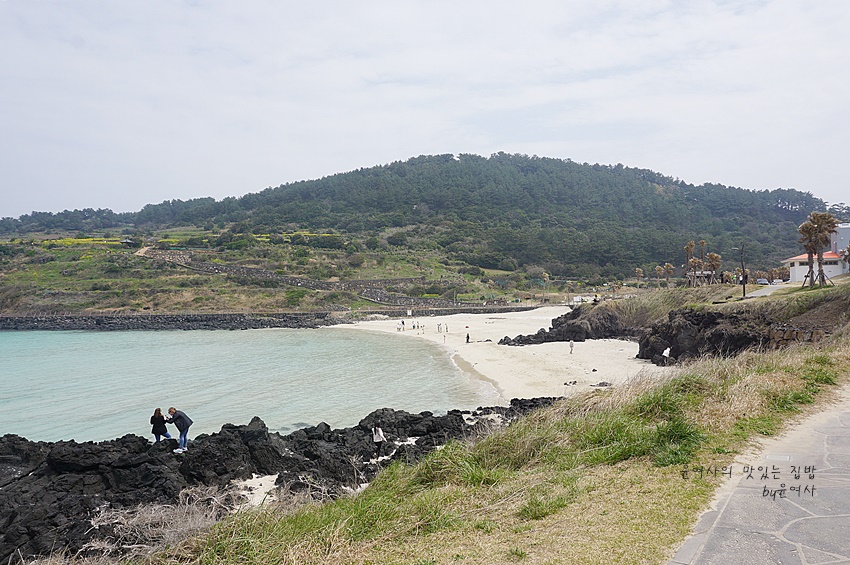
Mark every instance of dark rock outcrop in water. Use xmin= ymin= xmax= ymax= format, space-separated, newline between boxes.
xmin=499 ymin=304 xmax=631 ymax=346
xmin=0 ymin=398 xmax=558 ymax=563
xmin=637 ymin=308 xmax=771 ymax=365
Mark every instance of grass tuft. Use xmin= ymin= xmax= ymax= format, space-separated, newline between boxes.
xmin=518 ymin=492 xmax=574 ymax=521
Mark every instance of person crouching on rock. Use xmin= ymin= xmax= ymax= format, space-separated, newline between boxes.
xmin=166 ymin=407 xmax=193 ymax=453
xmin=150 ymin=408 xmax=172 ymax=443
xmin=372 ymin=423 xmax=387 ymax=457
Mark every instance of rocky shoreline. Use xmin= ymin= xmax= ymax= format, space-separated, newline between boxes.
xmin=0 ymin=312 xmax=336 ymax=331
xmin=0 ymin=398 xmax=557 ymax=563
xmin=0 ymin=306 xmax=534 ymax=331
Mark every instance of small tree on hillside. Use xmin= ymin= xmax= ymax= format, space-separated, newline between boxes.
xmin=684 ymin=241 xmax=695 ymax=286
xmin=664 ymin=262 xmax=675 ymax=289
xmin=705 ymin=252 xmax=722 ymax=284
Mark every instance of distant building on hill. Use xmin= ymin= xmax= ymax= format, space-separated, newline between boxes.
xmin=831 ymin=223 xmax=850 ymax=255
xmin=783 ymin=224 xmax=850 ymax=283
xmin=783 ymin=251 xmax=846 ymax=282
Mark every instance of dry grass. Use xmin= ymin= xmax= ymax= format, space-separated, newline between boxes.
xmin=23 ymin=486 xmax=317 ymax=565
xmin=602 ymin=285 xmax=744 ymax=329
xmin=344 ymin=463 xmax=713 ymax=565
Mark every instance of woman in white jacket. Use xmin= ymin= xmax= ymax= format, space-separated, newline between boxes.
xmin=371 ymin=423 xmax=386 ymax=456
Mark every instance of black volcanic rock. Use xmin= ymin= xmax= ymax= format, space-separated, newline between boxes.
xmin=499 ymin=304 xmax=632 ymax=346
xmin=0 ymin=398 xmax=559 ymax=563
xmin=0 ymin=434 xmax=49 ymax=487
xmin=0 ymin=313 xmax=334 ymax=331
xmin=637 ymin=307 xmax=771 ymax=365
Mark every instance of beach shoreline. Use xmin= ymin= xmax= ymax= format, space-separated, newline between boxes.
xmin=335 ymin=306 xmax=660 ymax=402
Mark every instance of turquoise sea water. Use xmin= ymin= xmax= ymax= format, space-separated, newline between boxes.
xmin=0 ymin=328 xmax=500 ymax=443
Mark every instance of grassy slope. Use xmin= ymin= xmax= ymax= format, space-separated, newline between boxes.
xmin=0 ymin=241 xmax=487 ymax=314
xmin=0 ymin=238 xmax=639 ymax=315
xmin=139 ymin=285 xmax=850 ymax=565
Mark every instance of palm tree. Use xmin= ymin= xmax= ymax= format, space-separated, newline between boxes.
xmin=698 ymin=240 xmax=707 ymax=264
xmin=664 ymin=262 xmax=675 ymax=289
xmin=705 ymin=252 xmax=722 ymax=284
xmin=808 ymin=211 xmax=839 ymax=287
xmin=634 ymin=267 xmax=644 ymax=288
xmin=655 ymin=265 xmax=665 ymax=286
xmin=797 ymin=220 xmax=818 ymax=288
xmin=684 ymin=241 xmax=695 ymax=287
xmin=688 ymin=258 xmax=703 ymax=286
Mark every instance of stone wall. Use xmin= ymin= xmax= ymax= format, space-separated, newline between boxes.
xmin=767 ymin=324 xmax=827 ymax=349
xmin=0 ymin=312 xmax=333 ymax=331
xmin=139 ymin=249 xmax=464 ymax=305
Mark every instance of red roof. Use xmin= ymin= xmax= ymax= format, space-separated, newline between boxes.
xmin=783 ymin=251 xmax=842 ymax=262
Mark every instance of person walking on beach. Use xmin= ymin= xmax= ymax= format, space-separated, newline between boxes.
xmin=150 ymin=408 xmax=171 ymax=443
xmin=372 ymin=423 xmax=387 ymax=456
xmin=569 ymin=340 xmax=574 ymax=354
xmin=466 ymin=333 xmax=470 ymax=343
xmin=166 ymin=407 xmax=193 ymax=453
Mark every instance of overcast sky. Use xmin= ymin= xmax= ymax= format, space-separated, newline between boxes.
xmin=2 ymin=1 xmax=848 ymax=219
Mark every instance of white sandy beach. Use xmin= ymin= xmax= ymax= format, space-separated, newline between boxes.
xmin=338 ymin=306 xmax=662 ymax=403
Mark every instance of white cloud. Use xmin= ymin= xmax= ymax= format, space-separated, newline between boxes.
xmin=1 ymin=0 xmax=849 ymax=217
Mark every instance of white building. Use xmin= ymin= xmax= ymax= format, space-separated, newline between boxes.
xmin=783 ymin=223 xmax=850 ymax=283
xmin=783 ymin=251 xmax=847 ymax=283
xmin=830 ymin=223 xmax=850 ymax=256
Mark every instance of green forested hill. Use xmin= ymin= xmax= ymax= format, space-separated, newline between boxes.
xmin=1 ymin=153 xmax=837 ymax=277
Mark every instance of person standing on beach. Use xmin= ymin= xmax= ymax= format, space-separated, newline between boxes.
xmin=466 ymin=333 xmax=470 ymax=343
xmin=569 ymin=340 xmax=574 ymax=354
xmin=150 ymin=408 xmax=171 ymax=443
xmin=372 ymin=423 xmax=387 ymax=456
xmin=166 ymin=407 xmax=193 ymax=453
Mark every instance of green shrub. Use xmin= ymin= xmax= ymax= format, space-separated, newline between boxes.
xmin=284 ymin=288 xmax=310 ymax=307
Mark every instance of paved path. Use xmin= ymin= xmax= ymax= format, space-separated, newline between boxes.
xmin=669 ymin=385 xmax=850 ymax=564
xmin=747 ymin=282 xmax=793 ymax=298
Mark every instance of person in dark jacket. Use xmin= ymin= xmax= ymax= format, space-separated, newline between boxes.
xmin=150 ymin=408 xmax=172 ymax=443
xmin=166 ymin=407 xmax=193 ymax=453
